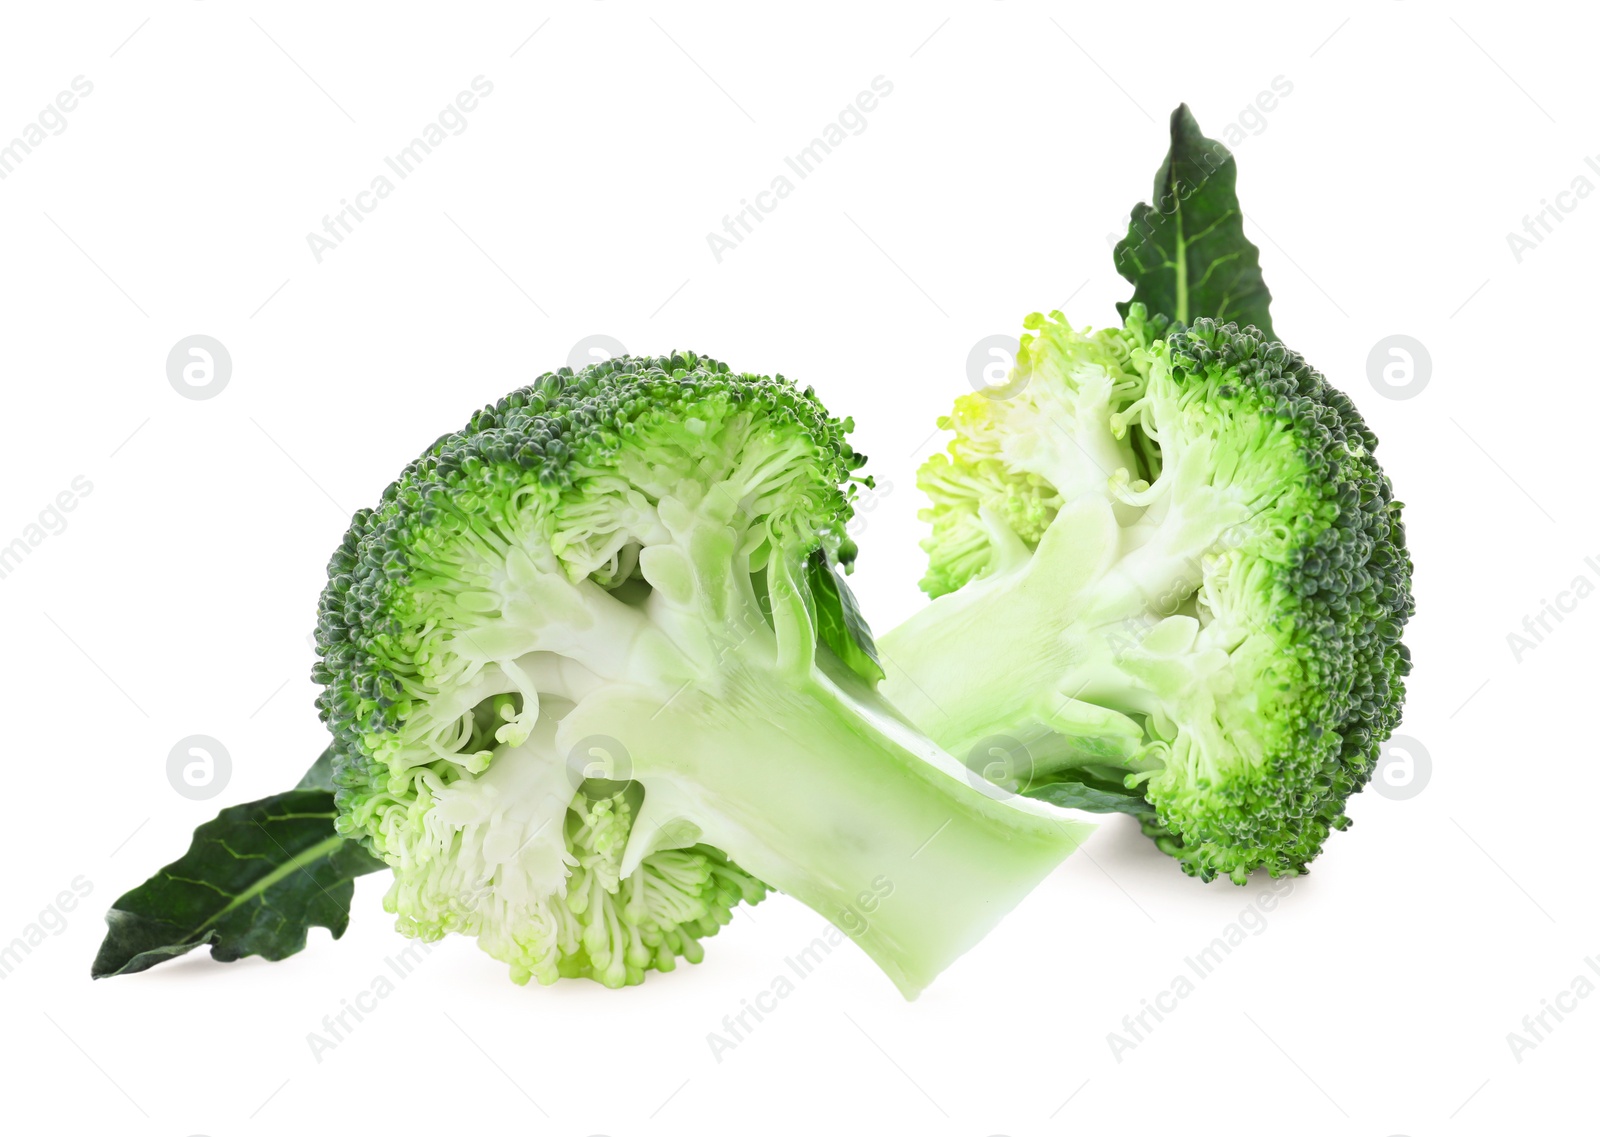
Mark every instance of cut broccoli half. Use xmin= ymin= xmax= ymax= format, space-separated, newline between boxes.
xmin=880 ymin=308 xmax=1413 ymax=883
xmin=314 ymin=352 xmax=1091 ymax=996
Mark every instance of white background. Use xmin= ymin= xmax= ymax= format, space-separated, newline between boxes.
xmin=0 ymin=3 xmax=1591 ymax=1135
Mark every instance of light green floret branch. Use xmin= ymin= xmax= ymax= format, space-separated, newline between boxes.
xmin=314 ymin=353 xmax=1093 ymax=997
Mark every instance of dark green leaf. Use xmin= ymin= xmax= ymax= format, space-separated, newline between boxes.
xmin=1114 ymin=104 xmax=1275 ymax=339
xmin=91 ymin=789 xmax=385 ymax=979
xmin=1025 ymin=774 xmax=1156 ymax=818
xmin=807 ymin=550 xmax=886 ymax=684
xmin=295 ymin=745 xmax=338 ymax=791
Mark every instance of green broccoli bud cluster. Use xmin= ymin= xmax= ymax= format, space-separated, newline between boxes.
xmin=883 ymin=307 xmax=1413 ymax=882
xmin=313 ymin=352 xmax=1089 ymax=994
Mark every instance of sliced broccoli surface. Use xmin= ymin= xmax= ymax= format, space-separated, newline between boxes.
xmin=882 ymin=309 xmax=1413 ymax=883
xmin=315 ymin=353 xmax=1091 ymax=995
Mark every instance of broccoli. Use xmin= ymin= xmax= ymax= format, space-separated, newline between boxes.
xmin=313 ymin=351 xmax=1091 ymax=996
xmin=879 ymin=308 xmax=1413 ymax=883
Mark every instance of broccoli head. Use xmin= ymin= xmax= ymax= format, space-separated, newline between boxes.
xmin=881 ymin=308 xmax=1413 ymax=883
xmin=314 ymin=352 xmax=1091 ymax=996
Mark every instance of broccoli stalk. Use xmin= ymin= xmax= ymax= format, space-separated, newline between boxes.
xmin=316 ymin=353 xmax=1091 ymax=997
xmin=881 ymin=309 xmax=1413 ymax=883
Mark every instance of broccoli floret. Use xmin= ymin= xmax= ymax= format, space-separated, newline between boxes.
xmin=314 ymin=352 xmax=1091 ymax=996
xmin=880 ymin=309 xmax=1413 ymax=883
